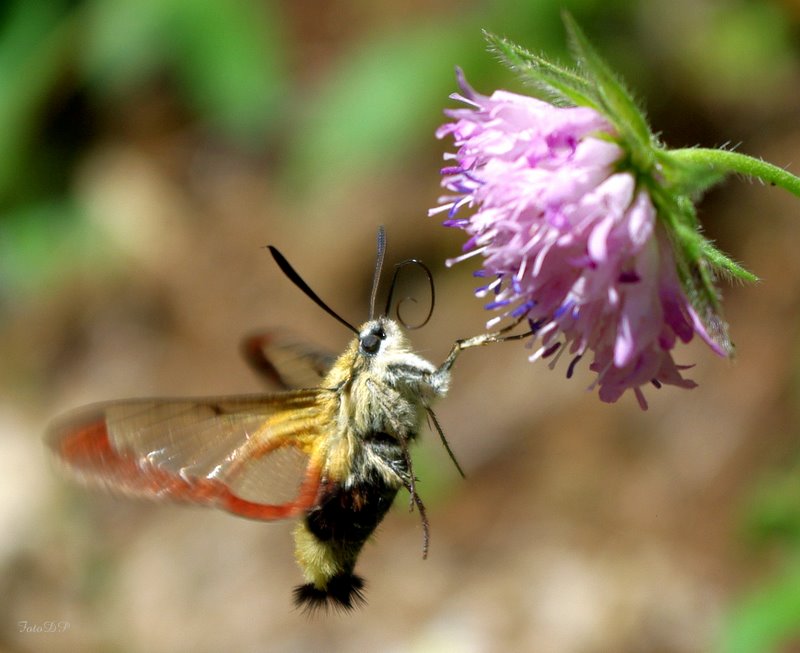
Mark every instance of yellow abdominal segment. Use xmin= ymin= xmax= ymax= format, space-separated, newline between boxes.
xmin=293 ymin=521 xmax=343 ymax=589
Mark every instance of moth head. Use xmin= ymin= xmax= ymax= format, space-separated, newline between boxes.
xmin=358 ymin=320 xmax=387 ymax=356
xmin=356 ymin=318 xmax=410 ymax=359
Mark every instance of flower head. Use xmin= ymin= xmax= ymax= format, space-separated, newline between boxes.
xmin=430 ymin=70 xmax=728 ymax=408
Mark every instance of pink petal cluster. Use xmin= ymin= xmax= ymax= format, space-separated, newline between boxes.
xmin=431 ymin=71 xmax=726 ymax=408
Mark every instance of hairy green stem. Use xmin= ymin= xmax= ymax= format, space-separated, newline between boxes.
xmin=670 ymin=148 xmax=800 ymax=198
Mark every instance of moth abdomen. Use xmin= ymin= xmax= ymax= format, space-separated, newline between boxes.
xmin=292 ymin=433 xmax=407 ymax=611
xmin=293 ymin=573 xmax=366 ymax=613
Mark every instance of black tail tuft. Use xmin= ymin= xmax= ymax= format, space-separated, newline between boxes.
xmin=293 ymin=574 xmax=366 ymax=614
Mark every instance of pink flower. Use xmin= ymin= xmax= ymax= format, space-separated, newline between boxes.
xmin=430 ymin=70 xmax=727 ymax=409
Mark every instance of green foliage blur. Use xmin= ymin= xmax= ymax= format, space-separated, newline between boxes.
xmin=0 ymin=0 xmax=286 ymax=297
xmin=1 ymin=0 xmax=799 ymax=649
xmin=719 ymin=462 xmax=800 ymax=653
xmin=1 ymin=0 xmax=794 ymax=298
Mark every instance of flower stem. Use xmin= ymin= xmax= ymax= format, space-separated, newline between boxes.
xmin=670 ymin=148 xmax=800 ymax=198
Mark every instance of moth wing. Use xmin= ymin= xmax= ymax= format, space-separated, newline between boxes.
xmin=241 ymin=329 xmax=337 ymax=390
xmin=46 ymin=390 xmax=329 ymax=521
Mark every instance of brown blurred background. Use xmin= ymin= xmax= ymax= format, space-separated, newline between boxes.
xmin=2 ymin=1 xmax=800 ymax=651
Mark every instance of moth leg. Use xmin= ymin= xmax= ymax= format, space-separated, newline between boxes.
xmin=436 ymin=316 xmax=533 ymax=376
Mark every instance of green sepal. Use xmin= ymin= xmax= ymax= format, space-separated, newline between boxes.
xmin=647 ymin=182 xmax=735 ymax=355
xmin=655 ymin=148 xmax=759 ymax=283
xmin=486 ymin=15 xmax=658 ymax=177
xmin=482 ymin=30 xmax=597 ymax=109
xmin=561 ymin=12 xmax=654 ymax=169
xmin=700 ymin=242 xmax=759 ymax=284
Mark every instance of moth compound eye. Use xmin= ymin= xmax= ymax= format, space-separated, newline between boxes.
xmin=360 ymin=328 xmax=385 ymax=355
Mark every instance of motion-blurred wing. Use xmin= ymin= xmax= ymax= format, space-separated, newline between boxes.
xmin=241 ymin=330 xmax=337 ymax=390
xmin=46 ymin=391 xmax=329 ymax=521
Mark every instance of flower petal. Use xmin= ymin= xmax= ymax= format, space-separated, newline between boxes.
xmin=433 ymin=71 xmax=728 ymax=407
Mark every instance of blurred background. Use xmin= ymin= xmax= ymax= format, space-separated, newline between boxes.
xmin=2 ymin=0 xmax=800 ymax=651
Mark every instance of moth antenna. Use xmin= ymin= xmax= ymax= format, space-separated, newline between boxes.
xmin=426 ymin=407 xmax=465 ymax=479
xmin=384 ymin=259 xmax=435 ymax=330
xmin=267 ymin=246 xmax=358 ymax=335
xmin=368 ymin=226 xmax=387 ymax=320
xmin=401 ymin=442 xmax=430 ymax=559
